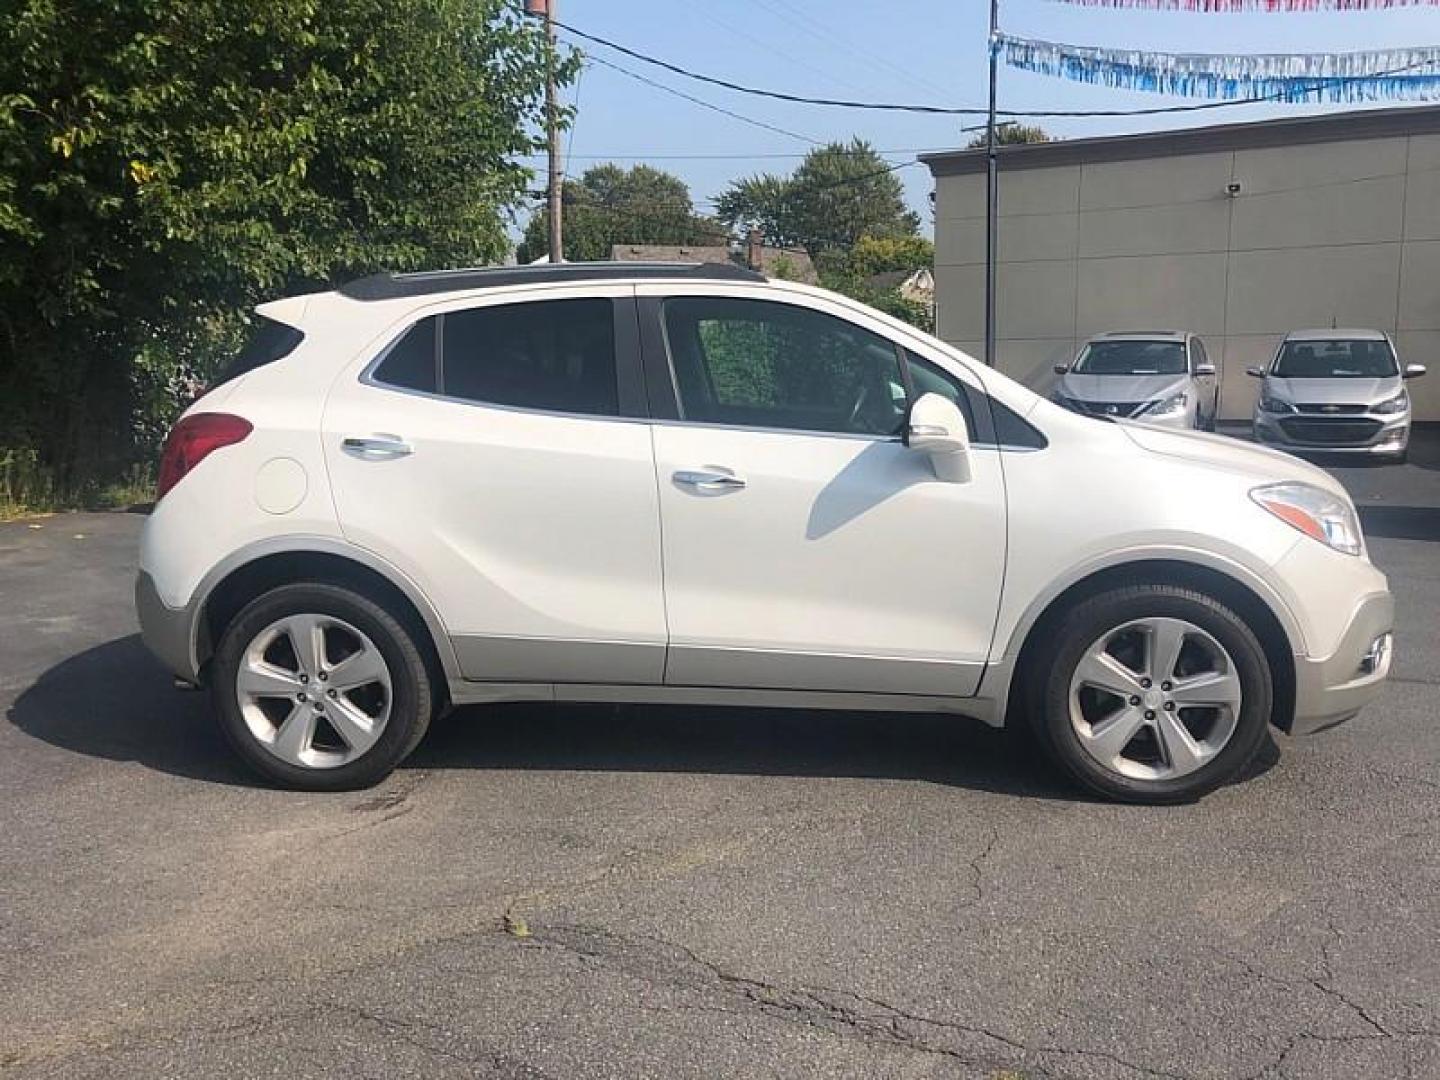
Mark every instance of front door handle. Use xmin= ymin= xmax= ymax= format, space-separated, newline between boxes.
xmin=673 ymin=468 xmax=746 ymax=493
xmin=342 ymin=434 xmax=413 ymax=458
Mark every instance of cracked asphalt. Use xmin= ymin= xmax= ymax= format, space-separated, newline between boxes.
xmin=3 ymin=433 xmax=1438 ymax=1079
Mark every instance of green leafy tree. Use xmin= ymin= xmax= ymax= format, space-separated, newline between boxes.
xmin=715 ymin=139 xmax=919 ymax=256
xmin=517 ymin=164 xmax=726 ymax=263
xmin=966 ymin=123 xmax=1052 ymax=149
xmin=0 ymin=0 xmax=566 ymax=496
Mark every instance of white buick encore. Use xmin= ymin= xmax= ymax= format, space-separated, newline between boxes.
xmin=136 ymin=262 xmax=1394 ymax=803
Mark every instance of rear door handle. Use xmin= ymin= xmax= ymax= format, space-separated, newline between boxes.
xmin=342 ymin=434 xmax=413 ymax=458
xmin=673 ymin=468 xmax=746 ymax=493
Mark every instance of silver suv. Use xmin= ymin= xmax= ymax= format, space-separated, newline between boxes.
xmin=1051 ymin=331 xmax=1219 ymax=430
xmin=1249 ymin=330 xmax=1426 ymax=463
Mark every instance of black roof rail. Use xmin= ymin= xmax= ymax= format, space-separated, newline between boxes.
xmin=338 ymin=260 xmax=765 ymax=301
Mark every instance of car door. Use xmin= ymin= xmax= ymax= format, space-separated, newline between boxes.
xmin=322 ymin=286 xmax=667 ymax=684
xmin=638 ymin=285 xmax=1007 ymax=697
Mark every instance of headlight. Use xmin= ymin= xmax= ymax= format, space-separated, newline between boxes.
xmin=1258 ymin=393 xmax=1294 ymax=414
xmin=1251 ymin=482 xmax=1363 ymax=556
xmin=1143 ymin=391 xmax=1187 ymax=418
xmin=1372 ymin=390 xmax=1409 ymax=415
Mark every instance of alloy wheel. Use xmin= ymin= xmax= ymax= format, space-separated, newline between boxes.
xmin=235 ymin=613 xmax=393 ymax=769
xmin=1068 ymin=617 xmax=1242 ymax=782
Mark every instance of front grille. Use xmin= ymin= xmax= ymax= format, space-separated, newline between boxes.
xmin=1277 ymin=417 xmax=1382 ymax=445
xmin=1293 ymin=402 xmax=1369 ymax=415
xmin=1069 ymin=399 xmax=1145 ymax=419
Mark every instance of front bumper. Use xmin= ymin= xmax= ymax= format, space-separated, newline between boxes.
xmin=135 ymin=571 xmax=201 ymax=682
xmin=1290 ymin=590 xmax=1394 ymax=735
xmin=1253 ymin=411 xmax=1410 ymax=456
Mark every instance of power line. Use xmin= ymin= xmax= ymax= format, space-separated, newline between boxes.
xmin=556 ymin=19 xmax=1440 ymax=119
xmin=582 ymin=53 xmax=821 ymax=145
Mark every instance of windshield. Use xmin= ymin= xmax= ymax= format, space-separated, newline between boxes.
xmin=1073 ymin=341 xmax=1186 ymax=376
xmin=1273 ymin=339 xmax=1397 ymax=378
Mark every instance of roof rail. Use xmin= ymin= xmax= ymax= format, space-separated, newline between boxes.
xmin=338 ymin=260 xmax=765 ymax=301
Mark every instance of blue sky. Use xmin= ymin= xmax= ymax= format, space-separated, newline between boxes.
xmin=523 ymin=1 xmax=1440 ymax=236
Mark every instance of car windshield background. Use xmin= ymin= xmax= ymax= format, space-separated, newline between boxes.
xmin=662 ymin=297 xmax=907 ymax=436
xmin=1074 ymin=341 xmax=1187 ymax=376
xmin=1273 ymin=339 xmax=1398 ymax=379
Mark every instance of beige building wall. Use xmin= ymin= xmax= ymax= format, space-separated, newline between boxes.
xmin=933 ymin=132 xmax=1440 ymax=421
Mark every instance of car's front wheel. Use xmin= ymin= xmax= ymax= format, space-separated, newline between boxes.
xmin=211 ymin=583 xmax=434 ymax=790
xmin=1026 ymin=583 xmax=1273 ymax=803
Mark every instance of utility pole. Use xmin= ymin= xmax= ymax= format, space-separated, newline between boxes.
xmin=527 ymin=0 xmax=563 ymax=262
xmin=983 ymin=0 xmax=1000 ymax=368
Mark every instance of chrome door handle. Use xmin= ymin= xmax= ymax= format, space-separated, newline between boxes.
xmin=673 ymin=468 xmax=746 ymax=492
xmin=342 ymin=434 xmax=413 ymax=458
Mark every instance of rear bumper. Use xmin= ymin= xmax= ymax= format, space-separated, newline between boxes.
xmin=1290 ymin=590 xmax=1394 ymax=735
xmin=135 ymin=571 xmax=201 ymax=682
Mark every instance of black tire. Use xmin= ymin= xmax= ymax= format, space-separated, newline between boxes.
xmin=211 ymin=582 xmax=434 ymax=790
xmin=1022 ymin=583 xmax=1273 ymax=804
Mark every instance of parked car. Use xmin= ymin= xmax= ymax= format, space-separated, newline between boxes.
xmin=1051 ymin=331 xmax=1219 ymax=431
xmin=137 ymin=263 xmax=1393 ymax=803
xmin=1250 ymin=329 xmax=1425 ymax=463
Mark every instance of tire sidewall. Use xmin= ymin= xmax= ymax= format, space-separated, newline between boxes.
xmin=211 ymin=583 xmax=431 ymax=791
xmin=1035 ymin=588 xmax=1272 ymax=803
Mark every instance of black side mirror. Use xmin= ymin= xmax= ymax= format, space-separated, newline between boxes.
xmin=1053 ymin=364 xmax=1069 ymax=376
xmin=1246 ymin=366 xmax=1265 ymax=378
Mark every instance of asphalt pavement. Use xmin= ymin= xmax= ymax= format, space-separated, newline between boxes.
xmin=2 ymin=432 xmax=1437 ymax=1079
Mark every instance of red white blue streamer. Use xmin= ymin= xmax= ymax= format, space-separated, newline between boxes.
xmin=999 ymin=34 xmax=1440 ymax=101
xmin=1043 ymin=0 xmax=1439 ymax=9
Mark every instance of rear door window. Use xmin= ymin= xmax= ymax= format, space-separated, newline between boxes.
xmin=372 ymin=317 xmax=438 ymax=394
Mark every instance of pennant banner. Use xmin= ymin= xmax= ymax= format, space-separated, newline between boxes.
xmin=999 ymin=34 xmax=1440 ymax=100
xmin=1043 ymin=0 xmax=1440 ymax=9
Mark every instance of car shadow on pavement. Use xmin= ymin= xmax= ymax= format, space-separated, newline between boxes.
xmin=1358 ymin=506 xmax=1440 ymax=542
xmin=11 ymin=634 xmax=1279 ymax=799
xmin=7 ymin=634 xmax=254 ymax=786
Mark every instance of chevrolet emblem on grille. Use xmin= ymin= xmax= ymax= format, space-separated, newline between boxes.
xmin=1322 ymin=404 xmax=1340 ymax=413
xmin=1106 ymin=405 xmax=1119 ymax=415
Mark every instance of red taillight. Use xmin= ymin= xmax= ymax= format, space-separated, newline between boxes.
xmin=156 ymin=413 xmax=253 ymax=501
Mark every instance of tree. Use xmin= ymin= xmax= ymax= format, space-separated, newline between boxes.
xmin=966 ymin=123 xmax=1052 ymax=149
xmin=516 ymin=164 xmax=725 ymax=264
xmin=715 ymin=139 xmax=919 ymax=256
xmin=0 ymin=0 xmax=565 ymax=497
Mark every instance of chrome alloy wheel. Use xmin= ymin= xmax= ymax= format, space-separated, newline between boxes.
xmin=1068 ymin=617 xmax=1242 ymax=782
xmin=235 ymin=614 xmax=392 ymax=769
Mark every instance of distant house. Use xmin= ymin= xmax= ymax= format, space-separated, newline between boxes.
xmin=610 ymin=231 xmax=819 ymax=285
xmin=864 ymin=266 xmax=935 ymax=305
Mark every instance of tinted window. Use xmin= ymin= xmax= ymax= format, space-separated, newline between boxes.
xmin=372 ymin=317 xmax=438 ymax=393
xmin=663 ymin=297 xmax=907 ymax=436
xmin=212 ymin=316 xmax=304 ymax=390
xmin=442 ymin=299 xmax=617 ymax=415
xmin=1074 ymin=341 xmax=1187 ymax=376
xmin=1273 ymin=338 xmax=1397 ymax=379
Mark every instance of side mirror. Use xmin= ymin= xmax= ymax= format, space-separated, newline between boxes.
xmin=1246 ymin=366 xmax=1265 ymax=378
xmin=1053 ymin=363 xmax=1069 ymax=375
xmin=1404 ymin=363 xmax=1427 ymax=379
xmin=904 ymin=392 xmax=971 ymax=483
xmin=1195 ymin=363 xmax=1217 ymax=377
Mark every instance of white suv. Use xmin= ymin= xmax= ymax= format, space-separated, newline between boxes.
xmin=137 ymin=262 xmax=1394 ymax=803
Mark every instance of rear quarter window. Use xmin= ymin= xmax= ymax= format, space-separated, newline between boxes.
xmin=211 ymin=316 xmax=305 ymax=390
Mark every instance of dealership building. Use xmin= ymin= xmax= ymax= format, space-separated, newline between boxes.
xmin=921 ymin=105 xmax=1440 ymax=421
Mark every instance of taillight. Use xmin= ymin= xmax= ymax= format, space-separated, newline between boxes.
xmin=156 ymin=413 xmax=253 ymax=501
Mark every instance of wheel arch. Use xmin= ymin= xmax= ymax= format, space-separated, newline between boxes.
xmin=995 ymin=556 xmax=1299 ymax=734
xmin=191 ymin=539 xmax=459 ymax=689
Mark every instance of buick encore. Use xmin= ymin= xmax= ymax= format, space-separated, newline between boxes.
xmin=137 ymin=263 xmax=1393 ymax=803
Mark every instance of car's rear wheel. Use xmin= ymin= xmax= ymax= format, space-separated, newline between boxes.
xmin=1025 ymin=584 xmax=1272 ymax=803
xmin=211 ymin=583 xmax=433 ymax=790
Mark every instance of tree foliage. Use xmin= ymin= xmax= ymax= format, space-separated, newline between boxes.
xmin=517 ymin=163 xmax=725 ymax=264
xmin=966 ymin=123 xmax=1052 ymax=149
xmin=715 ymin=139 xmax=919 ymax=255
xmin=0 ymin=0 xmax=564 ymax=493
